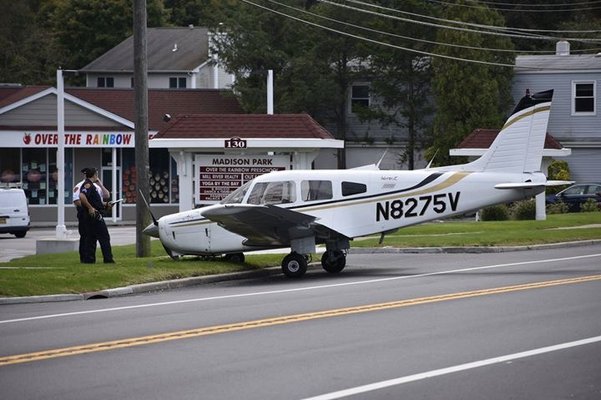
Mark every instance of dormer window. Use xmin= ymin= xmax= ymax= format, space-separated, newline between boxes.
xmin=97 ymin=77 xmax=114 ymax=88
xmin=169 ymin=77 xmax=187 ymax=89
xmin=572 ymin=81 xmax=596 ymax=115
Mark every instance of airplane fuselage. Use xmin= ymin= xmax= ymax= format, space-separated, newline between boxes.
xmin=154 ymin=168 xmax=546 ymax=257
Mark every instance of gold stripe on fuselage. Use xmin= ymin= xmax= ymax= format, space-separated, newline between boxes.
xmin=297 ymin=171 xmax=471 ymax=213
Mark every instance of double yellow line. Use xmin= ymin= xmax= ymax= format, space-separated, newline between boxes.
xmin=2 ymin=274 xmax=600 ymax=367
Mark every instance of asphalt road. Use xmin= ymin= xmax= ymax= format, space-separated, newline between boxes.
xmin=1 ymin=245 xmax=600 ymax=399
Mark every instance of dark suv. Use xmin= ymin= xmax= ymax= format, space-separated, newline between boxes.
xmin=546 ymin=183 xmax=601 ymax=212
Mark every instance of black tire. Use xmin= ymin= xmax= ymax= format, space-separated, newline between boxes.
xmin=14 ymin=232 xmax=26 ymax=238
xmin=281 ymin=252 xmax=308 ymax=278
xmin=321 ymin=250 xmax=346 ymax=274
xmin=224 ymin=252 xmax=245 ymax=263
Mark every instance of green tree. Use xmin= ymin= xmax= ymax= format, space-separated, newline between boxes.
xmin=164 ymin=0 xmax=215 ymax=27
xmin=357 ymin=0 xmax=436 ymax=169
xmin=428 ymin=1 xmax=514 ymax=166
xmin=48 ymin=0 xmax=165 ymax=69
xmin=206 ymin=0 xmax=370 ymax=168
xmin=0 ymin=0 xmax=66 ymax=85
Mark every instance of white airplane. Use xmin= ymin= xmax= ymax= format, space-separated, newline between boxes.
xmin=145 ymin=89 xmax=564 ymax=278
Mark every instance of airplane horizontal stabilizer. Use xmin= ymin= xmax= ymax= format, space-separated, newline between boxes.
xmin=494 ymin=182 xmax=546 ymax=190
xmin=546 ymin=180 xmax=574 ymax=187
xmin=495 ymin=180 xmax=574 ymax=190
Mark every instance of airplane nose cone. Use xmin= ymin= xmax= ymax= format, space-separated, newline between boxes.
xmin=143 ymin=223 xmax=159 ymax=238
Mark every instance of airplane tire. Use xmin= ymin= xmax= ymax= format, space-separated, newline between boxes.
xmin=321 ymin=250 xmax=346 ymax=274
xmin=281 ymin=253 xmax=308 ymax=278
xmin=224 ymin=253 xmax=245 ymax=263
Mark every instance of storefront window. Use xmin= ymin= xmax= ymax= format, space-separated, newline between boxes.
xmin=121 ymin=148 xmax=177 ymax=204
xmin=149 ymin=149 xmax=171 ymax=203
xmin=22 ymin=149 xmax=47 ymax=205
xmin=122 ymin=149 xmax=136 ymax=204
xmin=21 ymin=148 xmax=73 ymax=205
xmin=0 ymin=149 xmax=20 ymax=185
xmin=170 ymin=157 xmax=179 ymax=203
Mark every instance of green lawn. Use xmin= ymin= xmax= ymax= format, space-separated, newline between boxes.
xmin=356 ymin=212 xmax=601 ymax=248
xmin=1 ymin=213 xmax=600 ymax=297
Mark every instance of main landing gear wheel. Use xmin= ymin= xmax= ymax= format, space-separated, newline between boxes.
xmin=321 ymin=250 xmax=346 ymax=274
xmin=224 ymin=252 xmax=245 ymax=263
xmin=281 ymin=252 xmax=308 ymax=278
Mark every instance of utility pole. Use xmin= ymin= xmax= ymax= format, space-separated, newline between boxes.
xmin=133 ymin=0 xmax=151 ymax=256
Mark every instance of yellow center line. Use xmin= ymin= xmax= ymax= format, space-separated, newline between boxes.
xmin=2 ymin=274 xmax=600 ymax=367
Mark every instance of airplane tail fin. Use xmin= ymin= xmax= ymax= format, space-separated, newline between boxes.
xmin=460 ymin=89 xmax=553 ymax=173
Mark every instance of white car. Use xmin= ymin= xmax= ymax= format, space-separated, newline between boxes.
xmin=0 ymin=187 xmax=31 ymax=238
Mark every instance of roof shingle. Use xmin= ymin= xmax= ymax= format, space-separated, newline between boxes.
xmin=154 ymin=114 xmax=335 ymax=139
xmin=457 ymin=128 xmax=563 ymax=150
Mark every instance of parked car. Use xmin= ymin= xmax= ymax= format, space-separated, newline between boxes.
xmin=0 ymin=186 xmax=31 ymax=238
xmin=546 ymin=183 xmax=601 ymax=212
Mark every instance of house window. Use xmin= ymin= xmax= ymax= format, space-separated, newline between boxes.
xmin=351 ymin=84 xmax=370 ymax=113
xmin=572 ymin=81 xmax=596 ymax=115
xmin=97 ymin=77 xmax=114 ymax=88
xmin=169 ymin=77 xmax=187 ymax=89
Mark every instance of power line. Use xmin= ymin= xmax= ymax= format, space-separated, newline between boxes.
xmin=319 ymin=0 xmax=601 ymax=43
xmin=239 ymin=0 xmax=601 ymax=70
xmin=474 ymin=0 xmax=601 ymax=6
xmin=425 ymin=0 xmax=601 ymax=12
xmin=269 ymin=0 xmax=600 ymax=54
xmin=240 ymin=0 xmax=516 ymax=68
xmin=345 ymin=0 xmax=601 ymax=34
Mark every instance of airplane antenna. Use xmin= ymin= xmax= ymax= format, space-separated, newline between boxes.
xmin=426 ymin=149 xmax=439 ymax=169
xmin=138 ymin=188 xmax=158 ymax=226
xmin=376 ymin=149 xmax=389 ymax=169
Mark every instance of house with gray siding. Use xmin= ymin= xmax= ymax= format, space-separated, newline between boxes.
xmin=512 ymin=41 xmax=601 ymax=182
xmin=80 ymin=26 xmax=234 ymax=90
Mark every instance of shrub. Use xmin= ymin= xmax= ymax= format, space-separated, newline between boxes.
xmin=511 ymin=199 xmax=536 ymax=220
xmin=546 ymin=160 xmax=571 ymax=195
xmin=581 ymin=198 xmax=600 ymax=213
xmin=547 ymin=201 xmax=569 ymax=214
xmin=480 ymin=204 xmax=510 ymax=221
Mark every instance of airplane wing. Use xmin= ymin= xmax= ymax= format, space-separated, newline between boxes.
xmin=202 ymin=204 xmax=335 ymax=247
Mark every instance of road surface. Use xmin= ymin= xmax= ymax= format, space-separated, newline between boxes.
xmin=1 ymin=245 xmax=600 ymax=399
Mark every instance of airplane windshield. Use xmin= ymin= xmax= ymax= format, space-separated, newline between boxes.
xmin=221 ymin=181 xmax=252 ymax=204
xmin=247 ymin=181 xmax=296 ymax=205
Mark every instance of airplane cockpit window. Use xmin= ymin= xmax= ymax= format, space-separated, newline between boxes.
xmin=221 ymin=181 xmax=251 ymax=204
xmin=301 ymin=180 xmax=333 ymax=201
xmin=342 ymin=181 xmax=367 ymax=196
xmin=247 ymin=181 xmax=296 ymax=205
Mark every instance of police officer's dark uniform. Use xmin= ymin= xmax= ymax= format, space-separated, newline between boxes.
xmin=79 ymin=170 xmax=115 ymax=264
xmin=74 ymin=168 xmax=91 ymax=263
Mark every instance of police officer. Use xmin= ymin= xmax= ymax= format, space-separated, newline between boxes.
xmin=73 ymin=168 xmax=108 ymax=262
xmin=79 ymin=168 xmax=115 ymax=264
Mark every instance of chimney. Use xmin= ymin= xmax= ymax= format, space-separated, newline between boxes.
xmin=556 ymin=40 xmax=570 ymax=56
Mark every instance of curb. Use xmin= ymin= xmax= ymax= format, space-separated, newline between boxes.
xmin=2 ymin=240 xmax=600 ymax=305
xmin=349 ymin=239 xmax=601 ymax=254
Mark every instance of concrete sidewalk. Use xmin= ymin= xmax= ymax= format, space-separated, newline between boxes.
xmin=0 ymin=225 xmax=138 ymax=263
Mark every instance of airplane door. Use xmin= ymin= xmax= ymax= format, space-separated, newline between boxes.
xmin=101 ymin=167 xmax=122 ymax=220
